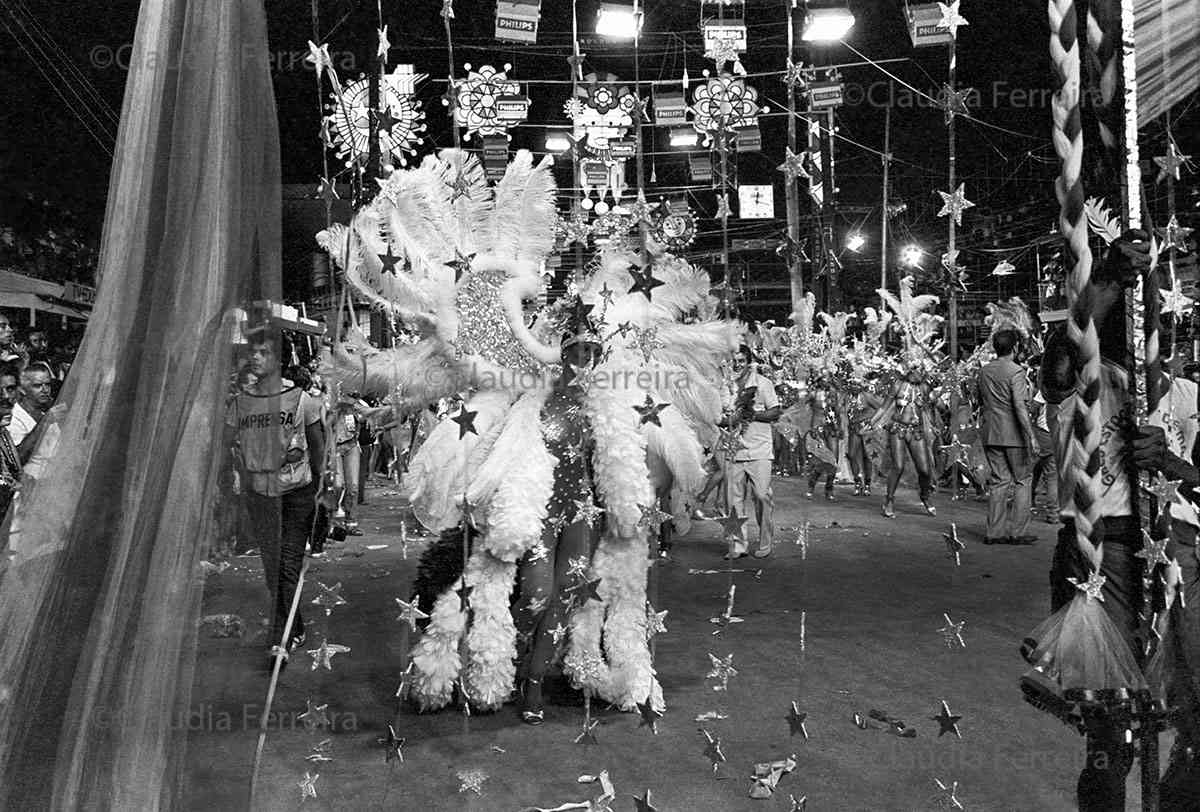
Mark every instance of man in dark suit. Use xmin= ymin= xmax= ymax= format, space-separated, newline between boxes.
xmin=976 ymin=329 xmax=1037 ymax=544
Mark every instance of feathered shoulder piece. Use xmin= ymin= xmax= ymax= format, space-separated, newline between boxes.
xmin=985 ymin=297 xmax=1035 ymax=339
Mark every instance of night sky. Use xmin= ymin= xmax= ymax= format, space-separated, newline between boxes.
xmin=1 ymin=0 xmax=1193 ymax=312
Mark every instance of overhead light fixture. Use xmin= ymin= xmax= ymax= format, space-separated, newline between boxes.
xmin=596 ymin=2 xmax=640 ymax=39
xmin=545 ymin=133 xmax=570 ymax=152
xmin=802 ymin=5 xmax=855 ymax=42
xmin=992 ymin=259 xmax=1016 ymax=276
xmin=846 ymin=233 xmax=865 ymax=252
xmin=901 ymin=244 xmax=923 ymax=267
xmin=669 ymin=128 xmax=698 ymax=147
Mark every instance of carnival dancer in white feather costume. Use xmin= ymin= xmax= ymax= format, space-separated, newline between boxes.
xmin=317 ymin=150 xmax=737 ymax=716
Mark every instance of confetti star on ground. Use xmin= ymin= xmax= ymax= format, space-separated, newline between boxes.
xmin=451 ymin=407 xmax=478 ymax=439
xmin=307 ymin=639 xmax=351 ymax=671
xmin=943 ymin=523 xmax=965 ymax=566
xmin=377 ymin=245 xmax=402 ymax=275
xmin=573 ymin=498 xmax=605 ymax=527
xmin=637 ymin=698 xmax=663 ymax=734
xmin=939 ymin=613 xmax=966 ymax=648
xmin=395 ymin=662 xmax=416 ymax=698
xmin=638 ymin=503 xmax=674 ymax=530
xmin=457 ymin=769 xmax=488 ymax=795
xmin=934 ymin=778 xmax=965 ymax=810
xmin=789 ymin=795 xmax=808 ymax=812
xmin=549 ymin=623 xmax=568 ymax=646
xmin=1136 ymin=530 xmax=1173 ymax=568
xmin=445 ymin=250 xmax=475 ymax=283
xmin=315 ymin=176 xmax=339 ymax=205
xmin=701 ymin=729 xmax=726 ymax=772
xmin=936 ymin=183 xmax=975 ymax=226
xmin=706 ymin=652 xmax=738 ymax=690
xmin=794 ymin=521 xmax=810 ymax=558
xmin=777 ymin=148 xmax=809 ymax=181
xmin=1155 ymin=140 xmax=1191 ymax=184
xmin=378 ymin=724 xmax=405 ymax=764
xmin=311 ymin=582 xmax=347 ymax=616
xmin=786 ymin=701 xmax=809 ymax=739
xmin=298 ymin=699 xmax=330 ymax=731
xmin=574 ymin=717 xmax=601 ymax=745
xmin=646 ymin=604 xmax=669 ymax=639
xmin=715 ymin=193 xmax=732 ymax=221
xmin=1068 ymin=571 xmax=1107 ymax=602
xmin=298 ymin=771 xmax=319 ymax=799
xmin=634 ymin=395 xmax=670 ymax=426
xmin=306 ymin=739 xmax=334 ymax=764
xmin=936 ymin=0 xmax=969 ymax=36
xmin=394 ymin=597 xmax=429 ymax=631
xmin=715 ymin=513 xmax=748 ymax=539
xmin=632 ymin=788 xmax=659 ymax=812
xmin=932 ymin=700 xmax=963 ymax=737
xmin=627 ymin=265 xmax=665 ymax=300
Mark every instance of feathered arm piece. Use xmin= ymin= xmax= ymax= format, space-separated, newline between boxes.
xmin=322 ymin=337 xmax=466 ymax=405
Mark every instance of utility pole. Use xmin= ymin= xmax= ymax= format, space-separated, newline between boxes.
xmin=880 ymin=88 xmax=891 ymax=305
xmin=946 ymin=39 xmax=958 ymax=361
xmin=785 ymin=0 xmax=804 ymax=314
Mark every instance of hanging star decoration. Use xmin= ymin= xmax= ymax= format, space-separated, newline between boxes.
xmin=379 ymin=725 xmax=405 ymax=764
xmin=942 ymin=523 xmax=965 ymax=566
xmin=445 ymin=250 xmax=475 ymax=283
xmin=574 ymin=716 xmax=601 ymax=745
xmin=782 ymin=58 xmax=808 ymax=89
xmin=451 ymin=407 xmax=478 ymax=439
xmin=457 ymin=768 xmax=488 ymax=795
xmin=941 ymin=436 xmax=972 ymax=469
xmin=560 ymin=213 xmax=593 ymax=247
xmin=646 ymin=604 xmax=669 ymax=639
xmin=632 ymin=789 xmax=659 ymax=812
xmin=705 ymin=39 xmax=744 ymax=75
xmin=701 ymin=729 xmax=726 ymax=773
xmin=634 ymin=395 xmax=669 ymax=427
xmin=776 ymin=235 xmax=810 ymax=266
xmin=637 ymin=698 xmax=663 ymax=734
xmin=935 ymin=1 xmax=969 ymax=37
xmin=395 ymin=662 xmax=416 ymax=699
xmin=1068 ymin=571 xmax=1107 ymax=601
xmin=1154 ymin=140 xmax=1192 ymax=184
xmin=715 ymin=193 xmax=732 ymax=221
xmin=942 ymin=84 xmax=972 ymax=123
xmin=934 ymin=778 xmax=965 ymax=810
xmin=308 ymin=639 xmax=351 ymax=671
xmin=567 ymin=52 xmax=587 ymax=81
xmin=440 ymin=0 xmax=455 ymax=20
xmin=312 ymin=582 xmax=347 ymax=616
xmin=549 ymin=622 xmax=568 ymax=646
xmin=1162 ymin=273 xmax=1196 ymax=317
xmin=634 ymin=326 xmax=665 ymax=364
xmin=786 ymin=701 xmax=809 ymax=739
xmin=1158 ymin=215 xmax=1195 ymax=253
xmin=936 ymin=184 xmax=975 ymax=226
xmin=378 ymin=245 xmax=402 ymax=276
xmin=376 ymin=26 xmax=391 ymax=60
xmin=706 ymin=652 xmax=738 ymax=691
xmin=941 ymin=250 xmax=969 ymax=290
xmin=1136 ymin=529 xmax=1173 ymax=568
xmin=305 ymin=41 xmax=334 ymax=76
xmin=298 ymin=699 xmax=330 ymax=731
xmin=573 ymin=498 xmax=605 ymax=528
xmin=939 ymin=613 xmax=966 ymax=648
xmin=627 ymin=264 xmax=665 ymax=300
xmin=394 ymin=597 xmax=429 ymax=632
xmin=932 ymin=700 xmax=963 ymax=737
xmin=298 ymin=771 xmax=320 ymax=800
xmin=306 ymin=739 xmax=334 ymax=764
xmin=315 ymin=176 xmax=339 ymax=205
xmin=638 ymin=503 xmax=674 ymax=531
xmin=777 ymin=148 xmax=810 ymax=181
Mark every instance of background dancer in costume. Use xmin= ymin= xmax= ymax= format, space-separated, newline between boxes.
xmin=845 ymin=372 xmax=882 ymax=496
xmin=802 ymin=377 xmax=841 ymax=501
xmin=871 ymin=366 xmax=938 ymax=519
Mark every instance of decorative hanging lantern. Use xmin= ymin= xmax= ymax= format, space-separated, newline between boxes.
xmin=650 ymin=199 xmax=698 ymax=251
xmin=653 ymin=87 xmax=689 ymax=126
xmin=566 ymin=74 xmax=640 ymax=214
xmin=689 ymin=153 xmax=714 ymax=182
xmin=735 ymin=124 xmax=761 ymax=152
xmin=495 ymin=0 xmax=541 ymax=43
xmin=453 ymin=63 xmax=528 ymax=139
xmin=806 ymin=78 xmax=844 ymax=109
xmin=325 ymin=64 xmax=428 ymax=168
xmin=906 ymin=3 xmax=954 ymax=47
xmin=481 ymin=134 xmax=510 ymax=181
xmin=690 ymin=71 xmax=762 ymax=147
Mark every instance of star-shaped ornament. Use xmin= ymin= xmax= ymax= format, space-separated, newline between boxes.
xmin=1155 ymin=141 xmax=1191 ymax=184
xmin=306 ymin=739 xmax=334 ymax=764
xmin=790 ymin=795 xmax=808 ymax=812
xmin=574 ymin=717 xmax=601 ymax=745
xmin=573 ymin=498 xmax=605 ymax=527
xmin=298 ymin=699 xmax=330 ymax=731
xmin=311 ymin=581 xmax=347 ymax=616
xmin=596 ymin=283 xmax=617 ymax=309
xmin=394 ymin=597 xmax=429 ymax=631
xmin=701 ymin=729 xmax=726 ymax=772
xmin=634 ymin=395 xmax=669 ymax=427
xmin=715 ymin=513 xmax=748 ymax=539
xmin=376 ymin=26 xmax=391 ymax=60
xmin=778 ymin=148 xmax=809 ymax=181
xmin=939 ymin=613 xmax=966 ymax=648
xmin=615 ymin=321 xmax=638 ymax=339
xmin=786 ymin=701 xmax=809 ymax=739
xmin=569 ymin=577 xmax=604 ymax=605
xmin=1068 ymin=571 xmax=1107 ymax=601
xmin=308 ymin=639 xmax=351 ymax=670
xmin=782 ymin=58 xmax=808 ymax=88
xmin=932 ymin=700 xmax=963 ymax=737
xmin=715 ymin=193 xmax=732 ymax=221
xmin=637 ymin=698 xmax=663 ymax=733
xmin=457 ymin=769 xmax=488 ymax=795
xmin=936 ymin=1 xmax=969 ymax=36
xmin=316 ymin=176 xmax=339 ymax=205
xmin=1158 ymin=216 xmax=1195 ymax=253
xmin=445 ymin=250 xmax=475 ymax=283
xmin=451 ymin=407 xmax=478 ymax=439
xmin=567 ymin=555 xmax=590 ymax=579
xmin=561 ymin=214 xmax=592 ymax=247
xmin=378 ymin=724 xmax=405 ymax=764
xmin=634 ymin=326 xmax=664 ymax=364
xmin=305 ymin=41 xmax=334 ymax=75
xmin=706 ymin=652 xmax=738 ymax=690
xmin=395 ymin=662 xmax=416 ymax=698
xmin=376 ymin=105 xmax=401 ymax=136
xmin=637 ymin=503 xmax=674 ymax=530
xmin=646 ymin=604 xmax=668 ymax=639
xmin=378 ymin=245 xmax=402 ymax=276
xmin=1136 ymin=529 xmax=1173 ymax=568
xmin=936 ymin=183 xmax=975 ymax=226
xmin=943 ymin=523 xmax=965 ymax=566
xmin=942 ymin=85 xmax=972 ymax=123
xmin=934 ymin=778 xmax=965 ymax=810
xmin=549 ymin=622 xmax=568 ymax=646
xmin=632 ymin=789 xmax=659 ymax=812
xmin=298 ymin=771 xmax=320 ymax=799
xmin=627 ymin=265 xmax=665 ymax=301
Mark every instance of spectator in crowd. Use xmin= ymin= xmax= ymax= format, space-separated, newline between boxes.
xmin=10 ymin=362 xmax=55 ymax=464
xmin=976 ymin=329 xmax=1037 ymax=545
xmin=722 ymin=345 xmax=781 ymax=560
xmin=224 ymin=327 xmax=326 ymax=670
xmin=0 ymin=365 xmax=19 ymax=407
xmin=1028 ymin=355 xmax=1059 ymax=524
xmin=0 ymin=315 xmax=23 ymax=365
xmin=0 ymin=390 xmax=21 ymax=519
xmin=330 ymin=394 xmax=364 ymax=535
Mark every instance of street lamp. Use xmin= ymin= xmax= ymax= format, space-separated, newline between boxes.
xmin=802 ymin=5 xmax=855 ymax=42
xmin=846 ymin=232 xmax=865 ymax=252
xmin=901 ymin=244 xmax=923 ymax=267
xmin=596 ymin=2 xmax=640 ymax=39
